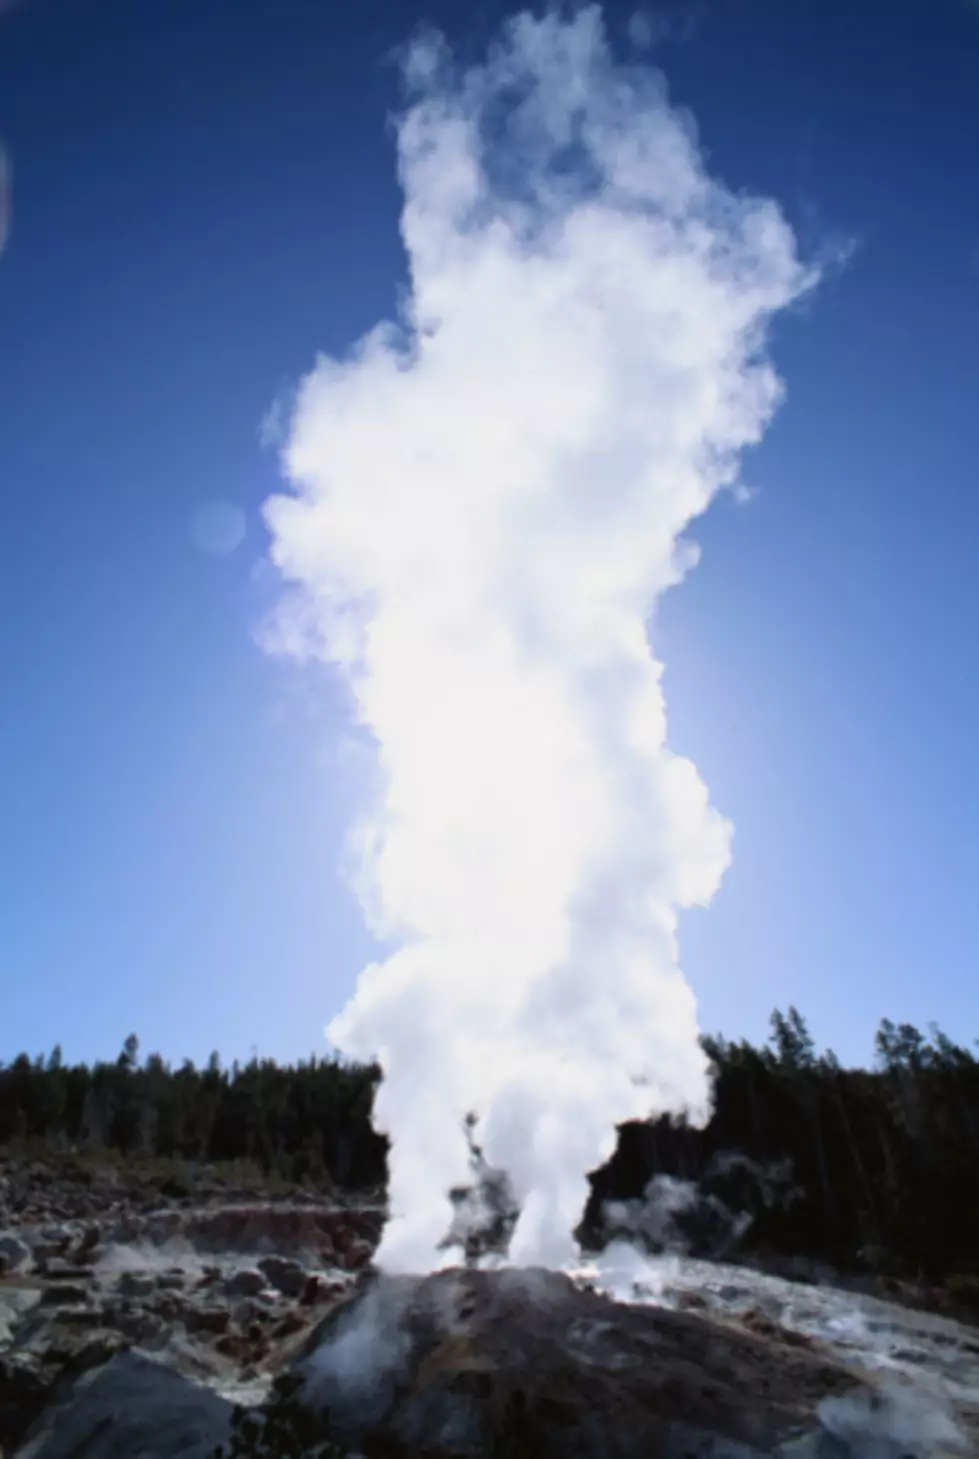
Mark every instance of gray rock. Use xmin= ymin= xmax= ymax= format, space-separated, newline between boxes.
xmin=40 ymin=1285 xmax=89 ymax=1307
xmin=28 ymin=1245 xmax=64 ymax=1265
xmin=38 ymin=1261 xmax=94 ymax=1281
xmin=117 ymin=1272 xmax=156 ymax=1299
xmin=0 ymin=1285 xmax=43 ymax=1345
xmin=178 ymin=1303 xmax=230 ymax=1336
xmin=40 ymin=1306 xmax=107 ymax=1329
xmin=1 ymin=1353 xmax=52 ymax=1455
xmin=257 ymin=1255 xmax=306 ymax=1298
xmin=230 ymin=1298 xmax=265 ymax=1326
xmin=224 ymin=1268 xmax=266 ymax=1298
xmin=112 ymin=1307 xmax=168 ymax=1347
xmin=37 ymin=1227 xmax=72 ymax=1246
xmin=11 ymin=1350 xmax=234 ymax=1459
xmin=0 ymin=1233 xmax=32 ymax=1275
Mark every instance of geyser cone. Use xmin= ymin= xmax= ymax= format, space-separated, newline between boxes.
xmin=294 ymin=1266 xmax=870 ymax=1457
xmin=263 ymin=6 xmax=815 ymax=1273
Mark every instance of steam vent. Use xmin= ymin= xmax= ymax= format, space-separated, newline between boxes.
xmin=291 ymin=1265 xmax=889 ymax=1458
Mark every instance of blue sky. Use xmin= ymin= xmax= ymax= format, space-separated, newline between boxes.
xmin=1 ymin=0 xmax=978 ymax=1072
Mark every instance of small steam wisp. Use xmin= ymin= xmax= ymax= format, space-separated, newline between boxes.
xmin=264 ymin=6 xmax=813 ymax=1273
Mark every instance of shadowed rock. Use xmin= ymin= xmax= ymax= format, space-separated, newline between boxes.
xmin=11 ymin=1350 xmax=234 ymax=1459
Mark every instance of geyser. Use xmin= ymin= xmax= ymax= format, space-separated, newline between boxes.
xmin=263 ymin=5 xmax=813 ymax=1273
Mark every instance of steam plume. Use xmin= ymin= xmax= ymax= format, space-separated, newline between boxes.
xmin=263 ymin=6 xmax=812 ymax=1273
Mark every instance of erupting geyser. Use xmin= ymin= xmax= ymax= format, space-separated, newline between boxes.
xmin=263 ymin=6 xmax=814 ymax=1274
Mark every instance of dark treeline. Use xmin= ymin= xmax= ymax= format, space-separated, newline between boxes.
xmin=586 ymin=1008 xmax=979 ymax=1287
xmin=0 ymin=1036 xmax=387 ymax=1192
xmin=2 ymin=1009 xmax=978 ymax=1284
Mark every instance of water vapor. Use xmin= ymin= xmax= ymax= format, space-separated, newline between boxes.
xmin=263 ymin=6 xmax=813 ymax=1273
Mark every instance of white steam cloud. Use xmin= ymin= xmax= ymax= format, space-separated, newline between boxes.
xmin=263 ymin=7 xmax=813 ymax=1273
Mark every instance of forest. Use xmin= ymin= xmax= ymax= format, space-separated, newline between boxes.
xmin=1 ymin=1008 xmax=977 ymax=1288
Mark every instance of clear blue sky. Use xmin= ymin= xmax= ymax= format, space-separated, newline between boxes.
xmin=1 ymin=0 xmax=978 ymax=1072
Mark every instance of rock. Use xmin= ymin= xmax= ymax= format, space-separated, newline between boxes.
xmin=10 ymin=1349 xmax=234 ymax=1459
xmin=673 ymin=1288 xmax=709 ymax=1312
xmin=40 ymin=1285 xmax=90 ymax=1307
xmin=214 ymin=1332 xmax=255 ymax=1365
xmin=0 ymin=1233 xmax=32 ymax=1275
xmin=294 ymin=1267 xmax=870 ymax=1459
xmin=0 ymin=1353 xmax=51 ymax=1455
xmin=37 ymin=1227 xmax=71 ymax=1247
xmin=179 ymin=1303 xmax=230 ymax=1336
xmin=224 ymin=1267 xmax=266 ymax=1297
xmin=230 ymin=1298 xmax=268 ymax=1327
xmin=113 ymin=1308 xmax=168 ymax=1348
xmin=38 ymin=1261 xmax=94 ymax=1282
xmin=41 ymin=1306 xmax=108 ymax=1329
xmin=156 ymin=1295 xmax=184 ymax=1324
xmin=28 ymin=1245 xmax=65 ymax=1265
xmin=176 ymin=1203 xmax=382 ymax=1262
xmin=257 ymin=1254 xmax=306 ymax=1298
xmin=74 ymin=1226 xmax=101 ymax=1260
xmin=299 ymin=1274 xmax=335 ymax=1307
xmin=269 ymin=1307 xmax=304 ymax=1336
xmin=344 ymin=1237 xmax=376 ymax=1270
xmin=116 ymin=1272 xmax=155 ymax=1299
xmin=0 ymin=1284 xmax=43 ymax=1345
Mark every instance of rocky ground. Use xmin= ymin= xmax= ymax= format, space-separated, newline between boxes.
xmin=0 ymin=1149 xmax=974 ymax=1457
xmin=0 ymin=1149 xmax=382 ymax=1453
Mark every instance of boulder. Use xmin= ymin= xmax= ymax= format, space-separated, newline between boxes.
xmin=38 ymin=1261 xmax=95 ymax=1282
xmin=112 ymin=1307 xmax=169 ymax=1348
xmin=257 ymin=1254 xmax=306 ymax=1298
xmin=294 ymin=1267 xmax=872 ymax=1459
xmin=10 ymin=1350 xmax=234 ymax=1459
xmin=0 ymin=1283 xmax=42 ymax=1345
xmin=1 ymin=1353 xmax=50 ymax=1454
xmin=230 ymin=1297 xmax=270 ymax=1327
xmin=0 ymin=1233 xmax=32 ymax=1275
xmin=224 ymin=1267 xmax=266 ymax=1298
xmin=37 ymin=1228 xmax=72 ymax=1247
xmin=34 ymin=1306 xmax=108 ymax=1331
xmin=117 ymin=1272 xmax=156 ymax=1299
xmin=178 ymin=1302 xmax=230 ymax=1336
xmin=40 ymin=1285 xmax=90 ymax=1307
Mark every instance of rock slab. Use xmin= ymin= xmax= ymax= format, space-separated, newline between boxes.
xmin=13 ymin=1350 xmax=234 ymax=1459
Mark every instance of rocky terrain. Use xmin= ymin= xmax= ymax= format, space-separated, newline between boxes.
xmin=0 ymin=1150 xmax=382 ymax=1453
xmin=0 ymin=1149 xmax=975 ymax=1457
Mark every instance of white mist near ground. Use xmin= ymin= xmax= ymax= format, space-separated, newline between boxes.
xmin=263 ymin=6 xmax=814 ymax=1273
xmin=818 ymin=1385 xmax=968 ymax=1458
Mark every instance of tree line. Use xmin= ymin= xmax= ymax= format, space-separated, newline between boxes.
xmin=585 ymin=1008 xmax=979 ymax=1287
xmin=2 ymin=1009 xmax=978 ymax=1284
xmin=0 ymin=1037 xmax=386 ymax=1193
